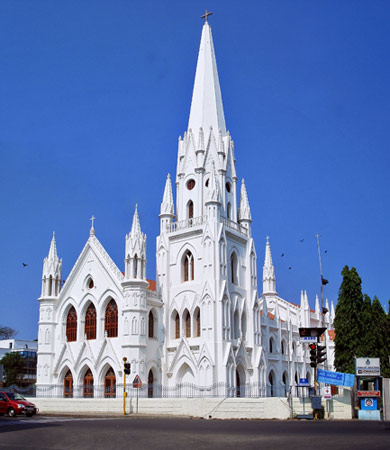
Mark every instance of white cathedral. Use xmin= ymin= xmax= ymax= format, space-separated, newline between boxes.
xmin=36 ymin=20 xmax=335 ymax=399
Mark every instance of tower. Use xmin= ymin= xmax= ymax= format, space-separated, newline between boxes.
xmin=122 ymin=206 xmax=149 ymax=375
xmin=158 ymin=19 xmax=259 ymax=391
xmin=37 ymin=232 xmax=62 ymax=384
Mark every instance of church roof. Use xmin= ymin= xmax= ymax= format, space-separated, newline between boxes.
xmin=187 ymin=22 xmax=226 ymax=134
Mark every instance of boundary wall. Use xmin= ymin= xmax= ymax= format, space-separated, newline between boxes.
xmin=28 ymin=389 xmax=352 ymax=420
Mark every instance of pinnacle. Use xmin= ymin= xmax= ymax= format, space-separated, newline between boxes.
xmin=48 ymin=231 xmax=58 ymax=261
xmin=160 ymin=174 xmax=174 ymax=215
xmin=238 ymin=179 xmax=252 ymax=222
xmin=131 ymin=204 xmax=142 ymax=236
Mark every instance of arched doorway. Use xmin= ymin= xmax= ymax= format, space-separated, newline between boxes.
xmin=148 ymin=370 xmax=154 ymax=398
xmin=104 ymin=367 xmax=116 ymax=398
xmin=64 ymin=369 xmax=73 ymax=398
xmin=236 ymin=370 xmax=241 ymax=397
xmin=268 ymin=371 xmax=274 ymax=397
xmin=83 ymin=368 xmax=94 ymax=398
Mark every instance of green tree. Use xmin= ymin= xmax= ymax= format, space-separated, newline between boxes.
xmin=0 ymin=352 xmax=25 ymax=386
xmin=0 ymin=326 xmax=17 ymax=339
xmin=359 ymin=294 xmax=376 ymax=357
xmin=371 ymin=297 xmax=390 ymax=378
xmin=334 ymin=266 xmax=364 ymax=373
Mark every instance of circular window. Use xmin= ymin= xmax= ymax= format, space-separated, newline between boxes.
xmin=186 ymin=179 xmax=195 ymax=190
xmin=205 ymin=179 xmax=209 ymax=187
xmin=226 ymin=182 xmax=231 ymax=193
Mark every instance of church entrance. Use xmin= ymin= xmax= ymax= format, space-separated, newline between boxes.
xmin=269 ymin=371 xmax=274 ymax=397
xmin=236 ymin=370 xmax=241 ymax=397
xmin=104 ymin=367 xmax=116 ymax=398
xmin=64 ymin=370 xmax=73 ymax=398
xmin=148 ymin=370 xmax=154 ymax=398
xmin=83 ymin=369 xmax=94 ymax=398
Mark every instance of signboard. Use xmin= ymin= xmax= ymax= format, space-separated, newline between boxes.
xmin=132 ymin=375 xmax=142 ymax=389
xmin=299 ymin=327 xmax=327 ymax=338
xmin=317 ymin=369 xmax=355 ymax=387
xmin=311 ymin=396 xmax=322 ymax=410
xmin=357 ymin=390 xmax=380 ymax=397
xmin=323 ymin=386 xmax=332 ymax=399
xmin=300 ymin=336 xmax=317 ymax=344
xmin=299 ymin=378 xmax=309 ymax=385
xmin=355 ymin=358 xmax=380 ymax=376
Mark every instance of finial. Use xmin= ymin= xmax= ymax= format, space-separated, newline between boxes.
xmin=52 ymin=231 xmax=55 ymax=239
xmin=90 ymin=215 xmax=95 ymax=236
xmin=266 ymin=235 xmax=270 ymax=243
xmin=201 ymin=10 xmax=212 ymax=23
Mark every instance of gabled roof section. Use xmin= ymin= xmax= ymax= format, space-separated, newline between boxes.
xmin=187 ymin=22 xmax=226 ymax=135
xmin=60 ymin=234 xmax=124 ymax=294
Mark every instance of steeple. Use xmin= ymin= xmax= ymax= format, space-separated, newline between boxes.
xmin=187 ymin=21 xmax=226 ymax=135
xmin=262 ymin=237 xmax=276 ymax=295
xmin=41 ymin=232 xmax=62 ymax=297
xmin=125 ymin=205 xmax=147 ymax=280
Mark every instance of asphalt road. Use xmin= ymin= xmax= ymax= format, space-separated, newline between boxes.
xmin=0 ymin=415 xmax=389 ymax=450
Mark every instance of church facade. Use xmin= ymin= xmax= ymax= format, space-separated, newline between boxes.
xmin=36 ymin=21 xmax=335 ymax=398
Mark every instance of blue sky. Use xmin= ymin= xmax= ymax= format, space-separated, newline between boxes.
xmin=1 ymin=0 xmax=389 ymax=340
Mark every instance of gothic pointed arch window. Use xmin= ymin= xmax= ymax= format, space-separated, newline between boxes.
xmin=85 ymin=303 xmax=96 ymax=340
xmin=104 ymin=367 xmax=116 ymax=398
xmin=83 ymin=368 xmax=94 ymax=398
xmin=194 ymin=307 xmax=200 ymax=337
xmin=105 ymin=299 xmax=118 ymax=338
xmin=134 ymin=254 xmax=138 ymax=278
xmin=148 ymin=310 xmax=154 ymax=338
xmin=227 ymin=202 xmax=232 ymax=220
xmin=187 ymin=200 xmax=194 ymax=220
xmin=64 ymin=369 xmax=73 ymax=398
xmin=183 ymin=250 xmax=194 ymax=282
xmin=172 ymin=310 xmax=180 ymax=339
xmin=66 ymin=306 xmax=77 ymax=342
xmin=230 ymin=252 xmax=238 ymax=285
xmin=183 ymin=309 xmax=191 ymax=338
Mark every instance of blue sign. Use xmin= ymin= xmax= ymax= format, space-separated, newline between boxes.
xmin=317 ymin=369 xmax=355 ymax=387
xmin=299 ymin=378 xmax=309 ymax=385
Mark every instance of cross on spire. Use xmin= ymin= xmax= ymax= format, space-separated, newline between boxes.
xmin=90 ymin=215 xmax=96 ymax=236
xmin=201 ymin=10 xmax=212 ymax=23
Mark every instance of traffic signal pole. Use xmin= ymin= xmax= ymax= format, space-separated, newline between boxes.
xmin=123 ymin=357 xmax=127 ymax=415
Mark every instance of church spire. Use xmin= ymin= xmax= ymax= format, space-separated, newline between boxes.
xmin=41 ymin=232 xmax=62 ymax=297
xmin=125 ymin=205 xmax=147 ymax=280
xmin=262 ymin=237 xmax=276 ymax=295
xmin=187 ymin=21 xmax=226 ymax=135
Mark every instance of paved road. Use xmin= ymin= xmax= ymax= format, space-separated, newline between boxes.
xmin=0 ymin=415 xmax=389 ymax=450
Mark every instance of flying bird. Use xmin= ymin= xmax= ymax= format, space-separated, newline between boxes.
xmin=299 ymin=239 xmax=304 ymax=242
xmin=324 ymin=250 xmax=328 ymax=254
xmin=288 ymin=267 xmax=292 ymax=270
xmin=281 ymin=253 xmax=284 ymax=257
xmin=22 ymin=263 xmax=28 ymax=267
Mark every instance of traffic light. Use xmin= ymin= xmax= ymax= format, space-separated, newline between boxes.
xmin=316 ymin=345 xmax=327 ymax=365
xmin=309 ymin=343 xmax=317 ymax=368
xmin=124 ymin=362 xmax=131 ymax=375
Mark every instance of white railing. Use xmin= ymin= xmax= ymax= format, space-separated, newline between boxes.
xmin=165 ymin=215 xmax=248 ymax=237
xmin=221 ymin=217 xmax=249 ymax=237
xmin=166 ymin=215 xmax=207 ymax=233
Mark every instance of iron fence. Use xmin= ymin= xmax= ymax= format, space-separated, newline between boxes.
xmin=3 ymin=382 xmax=293 ymax=399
